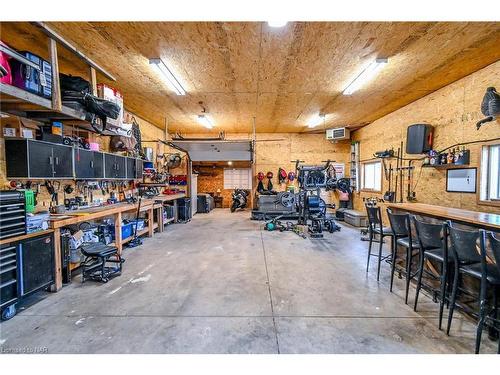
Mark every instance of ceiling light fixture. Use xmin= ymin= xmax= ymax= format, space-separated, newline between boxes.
xmin=267 ymin=21 xmax=287 ymax=28
xmin=343 ymin=58 xmax=388 ymax=96
xmin=227 ymin=161 xmax=233 ymax=166
xmin=307 ymin=114 xmax=325 ymax=128
xmin=149 ymin=58 xmax=186 ymax=96
xmin=197 ymin=115 xmax=214 ymax=129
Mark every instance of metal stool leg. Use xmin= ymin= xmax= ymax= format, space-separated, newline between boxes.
xmin=438 ymin=261 xmax=448 ymax=330
xmin=390 ymin=237 xmax=397 ymax=292
xmin=377 ymin=234 xmax=384 ymax=281
xmin=366 ymin=229 xmax=373 ymax=273
xmin=446 ymin=262 xmax=460 ymax=335
xmin=475 ymin=282 xmax=488 ymax=354
xmin=414 ymin=250 xmax=425 ymax=312
xmin=405 ymin=246 xmax=412 ymax=305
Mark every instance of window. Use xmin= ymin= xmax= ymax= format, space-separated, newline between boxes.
xmin=223 ymin=168 xmax=252 ymax=190
xmin=361 ymin=161 xmax=382 ymax=191
xmin=480 ymin=144 xmax=500 ymax=203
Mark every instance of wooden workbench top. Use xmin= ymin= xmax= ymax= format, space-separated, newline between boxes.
xmin=49 ymin=201 xmax=154 ymax=228
xmin=48 ymin=195 xmax=185 ymax=229
xmin=0 ymin=229 xmax=54 ymax=245
xmin=151 ymin=193 xmax=186 ymax=202
xmin=386 ymin=203 xmax=500 ymax=231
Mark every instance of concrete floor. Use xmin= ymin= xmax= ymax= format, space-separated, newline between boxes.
xmin=0 ymin=209 xmax=497 ymax=353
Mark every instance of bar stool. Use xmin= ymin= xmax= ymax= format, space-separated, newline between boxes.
xmin=412 ymin=216 xmax=451 ymax=330
xmin=444 ymin=222 xmax=484 ymax=337
xmin=387 ymin=209 xmax=420 ymax=304
xmin=475 ymin=231 xmax=500 ymax=354
xmin=365 ymin=204 xmax=394 ymax=281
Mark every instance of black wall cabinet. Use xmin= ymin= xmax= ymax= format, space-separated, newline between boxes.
xmin=5 ymin=139 xmax=143 ymax=180
xmin=126 ymin=157 xmax=144 ymax=179
xmin=74 ymin=149 xmax=104 ymax=179
xmin=6 ymin=139 xmax=73 ymax=179
xmin=104 ymin=154 xmax=126 ymax=179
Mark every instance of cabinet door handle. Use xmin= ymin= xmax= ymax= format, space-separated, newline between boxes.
xmin=49 ymin=156 xmax=53 ymax=165
xmin=55 ymin=157 xmax=59 ymax=165
xmin=90 ymin=160 xmax=94 ymax=168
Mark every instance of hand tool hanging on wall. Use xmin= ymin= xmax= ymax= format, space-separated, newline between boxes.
xmin=394 ymin=148 xmax=400 ymax=203
xmin=383 ymin=163 xmax=395 ymax=202
xmin=406 ymin=160 xmax=416 ymax=201
xmin=44 ymin=180 xmax=56 ymax=208
xmin=399 ymin=141 xmax=404 ymax=203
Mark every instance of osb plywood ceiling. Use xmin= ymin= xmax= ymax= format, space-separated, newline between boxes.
xmin=1 ymin=22 xmax=499 ymax=133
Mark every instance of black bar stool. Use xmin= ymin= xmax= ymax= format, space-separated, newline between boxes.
xmin=445 ymin=222 xmax=483 ymax=336
xmin=412 ymin=216 xmax=451 ymax=330
xmin=365 ymin=204 xmax=394 ymax=281
xmin=387 ymin=209 xmax=420 ymax=304
xmin=475 ymin=231 xmax=500 ymax=354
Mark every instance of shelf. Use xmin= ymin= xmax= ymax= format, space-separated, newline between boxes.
xmin=422 ymin=163 xmax=470 ymax=169
xmin=0 ymin=44 xmax=41 ymax=70
xmin=0 ymin=83 xmax=93 ymax=130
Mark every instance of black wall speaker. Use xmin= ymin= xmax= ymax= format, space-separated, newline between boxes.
xmin=406 ymin=124 xmax=434 ymax=154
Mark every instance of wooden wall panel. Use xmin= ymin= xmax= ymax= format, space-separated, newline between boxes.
xmin=351 ymin=60 xmax=500 ymax=216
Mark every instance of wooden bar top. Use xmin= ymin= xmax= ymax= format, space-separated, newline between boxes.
xmin=386 ymin=203 xmax=500 ymax=231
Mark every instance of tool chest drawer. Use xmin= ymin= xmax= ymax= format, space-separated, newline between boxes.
xmin=0 ymin=190 xmax=26 ymax=239
xmin=0 ymin=244 xmax=18 ymax=309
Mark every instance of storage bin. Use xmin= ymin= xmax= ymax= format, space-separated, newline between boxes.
xmin=109 ymin=223 xmax=133 ymax=240
xmin=343 ymin=210 xmax=368 ymax=227
xmin=128 ymin=219 xmax=145 ymax=232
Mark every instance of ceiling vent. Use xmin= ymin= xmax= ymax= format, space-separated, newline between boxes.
xmin=326 ymin=127 xmax=350 ymax=141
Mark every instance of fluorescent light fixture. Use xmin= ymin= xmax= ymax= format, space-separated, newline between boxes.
xmin=149 ymin=58 xmax=186 ymax=95
xmin=197 ymin=115 xmax=213 ymax=129
xmin=343 ymin=58 xmax=388 ymax=96
xmin=267 ymin=21 xmax=287 ymax=28
xmin=307 ymin=114 xmax=325 ymax=128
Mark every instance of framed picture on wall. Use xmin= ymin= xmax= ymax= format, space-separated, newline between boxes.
xmin=446 ymin=167 xmax=477 ymax=193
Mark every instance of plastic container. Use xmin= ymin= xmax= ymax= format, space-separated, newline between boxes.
xmin=128 ymin=219 xmax=145 ymax=232
xmin=22 ymin=189 xmax=35 ymax=213
xmin=109 ymin=223 xmax=133 ymax=240
xmin=88 ymin=142 xmax=100 ymax=151
xmin=343 ymin=210 xmax=368 ymax=227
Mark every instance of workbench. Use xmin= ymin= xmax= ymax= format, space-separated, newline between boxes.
xmin=386 ymin=203 xmax=500 ymax=232
xmin=48 ymin=193 xmax=185 ymax=291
